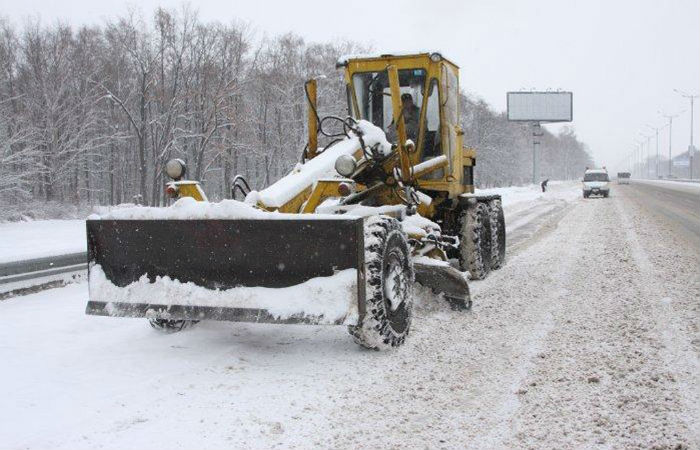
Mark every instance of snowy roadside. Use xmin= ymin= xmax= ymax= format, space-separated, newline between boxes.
xmin=477 ymin=180 xmax=580 ymax=215
xmin=0 ymin=219 xmax=86 ymax=264
xmin=478 ymin=181 xmax=581 ymax=245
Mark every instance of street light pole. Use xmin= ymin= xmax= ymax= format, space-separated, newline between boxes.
xmin=660 ymin=112 xmax=681 ymax=177
xmin=646 ymin=135 xmax=652 ymax=178
xmin=655 ymin=128 xmax=659 ymax=178
xmin=634 ymin=140 xmax=644 ymax=178
xmin=668 ymin=116 xmax=673 ymax=177
xmin=674 ymin=90 xmax=698 ymax=179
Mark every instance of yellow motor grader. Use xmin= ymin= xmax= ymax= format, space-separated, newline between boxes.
xmin=85 ymin=52 xmax=506 ymax=349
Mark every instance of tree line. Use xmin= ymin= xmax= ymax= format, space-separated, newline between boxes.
xmin=0 ymin=7 xmax=592 ymax=211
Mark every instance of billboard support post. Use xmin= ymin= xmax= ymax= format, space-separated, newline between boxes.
xmin=532 ymin=122 xmax=543 ymax=184
xmin=507 ymin=91 xmax=573 ymax=185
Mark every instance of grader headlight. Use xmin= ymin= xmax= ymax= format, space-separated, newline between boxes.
xmin=335 ymin=154 xmax=357 ymax=177
xmin=165 ymin=158 xmax=186 ymax=181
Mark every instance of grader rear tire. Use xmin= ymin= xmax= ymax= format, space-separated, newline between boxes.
xmin=459 ymin=202 xmax=492 ymax=280
xmin=349 ymin=216 xmax=414 ymax=350
xmin=489 ymin=199 xmax=506 ymax=270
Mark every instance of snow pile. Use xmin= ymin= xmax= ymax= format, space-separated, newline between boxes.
xmin=412 ymin=255 xmax=450 ymax=267
xmin=401 ymin=213 xmax=441 ymax=237
xmin=88 ymin=197 xmax=351 ymax=221
xmin=89 ymin=264 xmax=359 ymax=325
xmin=315 ymin=202 xmax=439 ymax=238
xmin=248 ymin=120 xmax=391 ymax=208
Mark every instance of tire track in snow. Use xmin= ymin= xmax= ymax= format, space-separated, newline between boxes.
xmin=501 ymin=193 xmax=699 ymax=449
xmin=615 ymin=189 xmax=700 ymax=447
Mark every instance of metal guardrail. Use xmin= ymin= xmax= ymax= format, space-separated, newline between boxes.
xmin=0 ymin=252 xmax=87 ymax=299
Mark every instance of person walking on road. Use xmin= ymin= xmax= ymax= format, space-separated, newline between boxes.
xmin=541 ymin=179 xmax=549 ymax=192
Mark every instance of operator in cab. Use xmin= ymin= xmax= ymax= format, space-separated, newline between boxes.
xmin=387 ymin=93 xmax=420 ymax=142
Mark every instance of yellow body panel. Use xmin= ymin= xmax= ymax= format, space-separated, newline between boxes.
xmin=171 ymin=181 xmax=207 ymax=201
xmin=302 ymin=180 xmax=349 ymax=214
xmin=271 ymin=186 xmax=313 ymax=213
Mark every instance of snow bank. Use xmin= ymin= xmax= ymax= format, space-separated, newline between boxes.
xmin=476 ymin=181 xmax=580 ymax=210
xmin=249 ymin=120 xmax=391 ymax=209
xmin=89 ymin=264 xmax=359 ymax=325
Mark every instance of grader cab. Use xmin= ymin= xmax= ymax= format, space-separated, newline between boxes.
xmin=85 ymin=52 xmax=506 ymax=350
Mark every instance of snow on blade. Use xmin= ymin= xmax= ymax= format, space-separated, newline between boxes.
xmin=89 ymin=265 xmax=359 ymax=325
xmin=88 ymin=197 xmax=352 ymax=221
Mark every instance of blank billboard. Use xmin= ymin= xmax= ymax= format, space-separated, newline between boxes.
xmin=507 ymin=92 xmax=573 ymax=122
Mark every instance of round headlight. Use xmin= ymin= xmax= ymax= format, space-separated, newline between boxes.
xmin=335 ymin=154 xmax=357 ymax=177
xmin=165 ymin=158 xmax=186 ymax=180
xmin=429 ymin=52 xmax=442 ymax=62
xmin=405 ymin=139 xmax=416 ymax=153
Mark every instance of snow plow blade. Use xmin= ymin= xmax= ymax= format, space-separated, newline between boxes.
xmin=85 ymin=218 xmax=366 ymax=325
xmin=413 ymin=262 xmax=471 ymax=311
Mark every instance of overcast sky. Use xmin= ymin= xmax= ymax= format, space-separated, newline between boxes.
xmin=3 ymin=0 xmax=699 ymax=171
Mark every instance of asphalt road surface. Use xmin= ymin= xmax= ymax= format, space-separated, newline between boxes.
xmin=626 ymin=180 xmax=700 ymax=247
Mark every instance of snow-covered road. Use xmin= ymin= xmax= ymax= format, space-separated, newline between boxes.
xmin=1 ymin=182 xmax=698 ymax=449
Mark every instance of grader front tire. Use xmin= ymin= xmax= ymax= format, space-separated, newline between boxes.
xmin=349 ymin=216 xmax=414 ymax=350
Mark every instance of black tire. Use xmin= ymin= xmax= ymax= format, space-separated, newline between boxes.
xmin=148 ymin=318 xmax=198 ymax=333
xmin=459 ymin=202 xmax=492 ymax=280
xmin=583 ymin=192 xmax=589 ymax=198
xmin=488 ymin=199 xmax=506 ymax=270
xmin=603 ymin=192 xmax=609 ymax=198
xmin=349 ymin=216 xmax=414 ymax=350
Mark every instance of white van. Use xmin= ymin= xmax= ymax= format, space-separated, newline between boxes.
xmin=583 ymin=169 xmax=610 ymax=198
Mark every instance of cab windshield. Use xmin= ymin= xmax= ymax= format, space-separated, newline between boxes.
xmin=352 ymin=69 xmax=427 ymax=142
xmin=584 ymin=172 xmax=609 ymax=182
